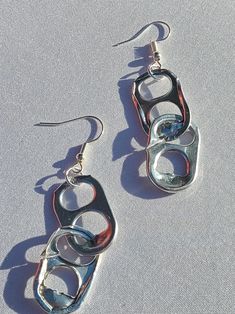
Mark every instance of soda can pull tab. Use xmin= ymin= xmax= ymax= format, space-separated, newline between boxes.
xmin=53 ymin=175 xmax=116 ymax=256
xmin=146 ymin=114 xmax=200 ymax=192
xmin=33 ymin=226 xmax=98 ymax=313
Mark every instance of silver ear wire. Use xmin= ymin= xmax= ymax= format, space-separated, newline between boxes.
xmin=112 ymin=21 xmax=171 ymax=47
xmin=35 ymin=115 xmax=104 ymax=185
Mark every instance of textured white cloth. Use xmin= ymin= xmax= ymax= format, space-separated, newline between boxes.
xmin=0 ymin=1 xmax=234 ymax=313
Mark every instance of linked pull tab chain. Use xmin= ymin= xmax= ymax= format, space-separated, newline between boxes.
xmin=34 ymin=115 xmax=116 ymax=313
xmin=114 ymin=21 xmax=200 ymax=192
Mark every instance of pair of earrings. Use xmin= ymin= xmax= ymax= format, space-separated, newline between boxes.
xmin=33 ymin=21 xmax=200 ymax=313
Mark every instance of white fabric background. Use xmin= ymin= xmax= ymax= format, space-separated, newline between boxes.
xmin=0 ymin=1 xmax=234 ymax=313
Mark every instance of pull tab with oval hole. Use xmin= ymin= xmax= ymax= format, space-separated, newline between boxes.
xmin=146 ymin=114 xmax=200 ymax=192
xmin=53 ymin=175 xmax=116 ymax=256
xmin=34 ymin=226 xmax=98 ymax=314
xmin=132 ymin=68 xmax=190 ymax=140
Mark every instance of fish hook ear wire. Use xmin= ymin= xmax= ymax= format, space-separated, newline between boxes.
xmin=112 ymin=21 xmax=171 ymax=71
xmin=112 ymin=21 xmax=171 ymax=47
xmin=34 ymin=115 xmax=104 ymax=185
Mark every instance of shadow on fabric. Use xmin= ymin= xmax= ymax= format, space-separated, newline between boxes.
xmin=1 ymin=145 xmax=83 ymax=314
xmin=112 ymin=44 xmax=172 ymax=199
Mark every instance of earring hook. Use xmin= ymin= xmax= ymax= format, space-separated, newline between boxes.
xmin=112 ymin=21 xmax=171 ymax=47
xmin=35 ymin=115 xmax=104 ymax=185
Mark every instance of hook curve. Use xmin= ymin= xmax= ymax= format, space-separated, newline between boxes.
xmin=35 ymin=115 xmax=104 ymax=146
xmin=35 ymin=115 xmax=104 ymax=184
xmin=112 ymin=21 xmax=171 ymax=47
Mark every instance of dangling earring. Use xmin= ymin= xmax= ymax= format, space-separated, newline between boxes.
xmin=114 ymin=21 xmax=200 ymax=193
xmin=33 ymin=116 xmax=117 ymax=313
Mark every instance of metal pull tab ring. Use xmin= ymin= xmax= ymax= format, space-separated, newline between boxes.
xmin=33 ymin=226 xmax=98 ymax=314
xmin=146 ymin=114 xmax=200 ymax=192
xmin=132 ymin=68 xmax=190 ymax=139
xmin=53 ymin=175 xmax=116 ymax=256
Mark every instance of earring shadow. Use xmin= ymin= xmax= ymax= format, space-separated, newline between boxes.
xmin=1 ymin=145 xmax=85 ymax=313
xmin=113 ymin=45 xmax=171 ymax=199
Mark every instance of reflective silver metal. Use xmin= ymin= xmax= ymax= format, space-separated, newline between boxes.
xmin=36 ymin=116 xmax=104 ymax=187
xmin=34 ymin=226 xmax=98 ymax=314
xmin=146 ymin=114 xmax=200 ymax=192
xmin=132 ymin=66 xmax=200 ymax=192
xmin=53 ymin=175 xmax=116 ymax=256
xmin=114 ymin=21 xmax=200 ymax=192
xmin=34 ymin=115 xmax=116 ymax=313
xmin=132 ymin=67 xmax=190 ymax=139
xmin=113 ymin=21 xmax=171 ymax=47
xmin=132 ymin=40 xmax=200 ymax=191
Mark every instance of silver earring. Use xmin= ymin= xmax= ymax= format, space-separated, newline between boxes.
xmin=33 ymin=116 xmax=117 ymax=313
xmin=114 ymin=21 xmax=200 ymax=193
